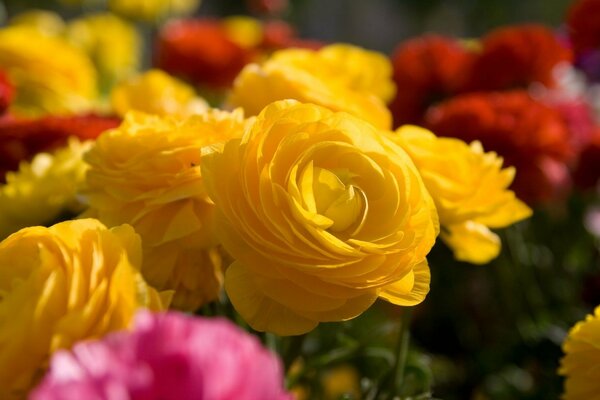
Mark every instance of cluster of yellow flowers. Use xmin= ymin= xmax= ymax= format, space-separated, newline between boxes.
xmin=0 ymin=25 xmax=538 ymax=395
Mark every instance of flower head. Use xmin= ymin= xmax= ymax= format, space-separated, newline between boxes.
xmin=559 ymin=305 xmax=600 ymax=399
xmin=32 ymin=311 xmax=291 ymax=400
xmin=85 ymin=110 xmax=248 ymax=311
xmin=425 ymin=91 xmax=573 ymax=204
xmin=465 ymin=24 xmax=572 ymax=91
xmin=392 ymin=126 xmax=531 ymax=263
xmin=65 ymin=13 xmax=141 ymax=89
xmin=389 ymin=35 xmax=475 ymax=126
xmin=110 ymin=69 xmax=208 ymax=117
xmin=0 ymin=138 xmax=91 ymax=239
xmin=202 ymin=100 xmax=438 ymax=335
xmin=0 ymin=26 xmax=97 ymax=117
xmin=155 ymin=19 xmax=256 ymax=89
xmin=8 ymin=9 xmax=66 ymax=36
xmin=229 ymin=44 xmax=394 ymax=129
xmin=0 ymin=219 xmax=170 ymax=398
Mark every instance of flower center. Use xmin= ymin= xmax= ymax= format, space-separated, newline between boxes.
xmin=312 ymin=167 xmax=365 ymax=233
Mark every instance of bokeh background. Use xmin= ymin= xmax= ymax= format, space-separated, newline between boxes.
xmin=1 ymin=1 xmax=597 ymax=399
xmin=1 ymin=0 xmax=574 ymax=53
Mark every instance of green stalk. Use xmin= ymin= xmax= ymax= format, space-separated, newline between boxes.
xmin=390 ymin=308 xmax=412 ymax=397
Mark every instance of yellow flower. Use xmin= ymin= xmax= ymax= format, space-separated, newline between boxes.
xmin=108 ymin=0 xmax=200 ymax=21
xmin=9 ymin=10 xmax=66 ymax=36
xmin=391 ymin=126 xmax=531 ymax=264
xmin=560 ymin=305 xmax=600 ymax=400
xmin=322 ymin=364 xmax=362 ymax=400
xmin=110 ymin=69 xmax=208 ymax=117
xmin=229 ymin=44 xmax=394 ymax=129
xmin=202 ymin=100 xmax=438 ymax=335
xmin=222 ymin=16 xmax=264 ymax=49
xmin=84 ymin=110 xmax=248 ymax=311
xmin=0 ymin=26 xmax=97 ymax=117
xmin=314 ymin=44 xmax=396 ymax=103
xmin=65 ymin=13 xmax=141 ymax=89
xmin=0 ymin=138 xmax=92 ymax=240
xmin=0 ymin=218 xmax=170 ymax=398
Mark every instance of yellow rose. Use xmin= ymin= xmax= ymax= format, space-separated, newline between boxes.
xmin=110 ymin=69 xmax=208 ymax=117
xmin=560 ymin=305 xmax=600 ymax=400
xmin=108 ymin=0 xmax=200 ymax=21
xmin=0 ymin=26 xmax=97 ymax=117
xmin=229 ymin=44 xmax=394 ymax=129
xmin=202 ymin=100 xmax=438 ymax=335
xmin=65 ymin=13 xmax=141 ymax=89
xmin=392 ymin=126 xmax=531 ymax=264
xmin=0 ymin=138 xmax=92 ymax=240
xmin=84 ymin=110 xmax=248 ymax=311
xmin=0 ymin=219 xmax=170 ymax=398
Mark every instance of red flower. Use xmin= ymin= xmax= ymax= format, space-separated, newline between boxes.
xmin=389 ymin=35 xmax=474 ymax=127
xmin=465 ymin=24 xmax=573 ymax=91
xmin=425 ymin=91 xmax=574 ymax=204
xmin=0 ymin=70 xmax=14 ymax=115
xmin=573 ymin=128 xmax=600 ymax=191
xmin=0 ymin=114 xmax=120 ymax=182
xmin=567 ymin=0 xmax=600 ymax=55
xmin=155 ymin=19 xmax=256 ymax=89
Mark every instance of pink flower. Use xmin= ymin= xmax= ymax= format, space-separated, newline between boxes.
xmin=31 ymin=312 xmax=291 ymax=400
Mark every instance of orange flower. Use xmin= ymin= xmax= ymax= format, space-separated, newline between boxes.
xmin=425 ymin=91 xmax=573 ymax=204
xmin=155 ymin=19 xmax=256 ymax=89
xmin=389 ymin=35 xmax=474 ymax=127
xmin=0 ymin=70 xmax=13 ymax=115
xmin=465 ymin=24 xmax=573 ymax=91
xmin=0 ymin=114 xmax=119 ymax=182
xmin=567 ymin=0 xmax=600 ymax=55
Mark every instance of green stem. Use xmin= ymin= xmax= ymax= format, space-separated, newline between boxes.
xmin=390 ymin=308 xmax=412 ymax=397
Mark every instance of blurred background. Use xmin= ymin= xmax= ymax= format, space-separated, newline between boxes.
xmin=1 ymin=1 xmax=598 ymax=399
xmin=1 ymin=0 xmax=574 ymax=52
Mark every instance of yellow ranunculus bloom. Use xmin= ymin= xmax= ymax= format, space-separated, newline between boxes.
xmin=66 ymin=13 xmax=141 ymax=90
xmin=392 ymin=126 xmax=531 ymax=264
xmin=0 ymin=219 xmax=170 ymax=398
xmin=229 ymin=44 xmax=395 ymax=129
xmin=84 ymin=110 xmax=248 ymax=311
xmin=0 ymin=26 xmax=97 ymax=117
xmin=222 ymin=16 xmax=264 ymax=49
xmin=110 ymin=69 xmax=208 ymax=117
xmin=9 ymin=10 xmax=66 ymax=36
xmin=108 ymin=0 xmax=200 ymax=21
xmin=310 ymin=44 xmax=396 ymax=103
xmin=560 ymin=305 xmax=600 ymax=400
xmin=0 ymin=138 xmax=91 ymax=240
xmin=202 ymin=100 xmax=438 ymax=335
